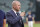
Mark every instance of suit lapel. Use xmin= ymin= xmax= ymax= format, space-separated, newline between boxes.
xmin=9 ymin=10 xmax=23 ymax=24
xmin=9 ymin=10 xmax=17 ymax=17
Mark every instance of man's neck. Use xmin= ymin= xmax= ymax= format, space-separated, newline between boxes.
xmin=12 ymin=8 xmax=19 ymax=12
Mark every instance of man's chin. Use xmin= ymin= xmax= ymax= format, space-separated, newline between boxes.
xmin=16 ymin=9 xmax=20 ymax=12
xmin=16 ymin=10 xmax=19 ymax=12
xmin=17 ymin=10 xmax=19 ymax=12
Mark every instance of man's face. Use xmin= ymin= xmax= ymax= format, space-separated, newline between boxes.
xmin=28 ymin=12 xmax=31 ymax=15
xmin=14 ymin=2 xmax=21 ymax=11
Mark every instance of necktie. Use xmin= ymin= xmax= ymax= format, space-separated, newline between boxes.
xmin=16 ymin=12 xmax=20 ymax=16
xmin=16 ymin=12 xmax=22 ymax=24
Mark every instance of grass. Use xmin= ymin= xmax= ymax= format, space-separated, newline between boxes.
xmin=24 ymin=23 xmax=40 ymax=27
xmin=6 ymin=24 xmax=8 ymax=27
xmin=6 ymin=23 xmax=40 ymax=27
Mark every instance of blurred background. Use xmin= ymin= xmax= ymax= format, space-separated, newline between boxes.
xmin=0 ymin=0 xmax=40 ymax=27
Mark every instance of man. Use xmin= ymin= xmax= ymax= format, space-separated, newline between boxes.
xmin=26 ymin=11 xmax=34 ymax=27
xmin=0 ymin=10 xmax=6 ymax=27
xmin=6 ymin=1 xmax=25 ymax=27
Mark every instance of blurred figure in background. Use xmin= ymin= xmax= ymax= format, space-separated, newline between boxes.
xmin=0 ymin=10 xmax=6 ymax=27
xmin=6 ymin=1 xmax=25 ymax=27
xmin=26 ymin=11 xmax=34 ymax=27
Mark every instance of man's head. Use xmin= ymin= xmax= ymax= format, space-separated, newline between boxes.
xmin=12 ymin=1 xmax=21 ymax=12
xmin=28 ymin=11 xmax=31 ymax=15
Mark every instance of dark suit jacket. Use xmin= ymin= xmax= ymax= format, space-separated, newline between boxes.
xmin=6 ymin=10 xmax=24 ymax=27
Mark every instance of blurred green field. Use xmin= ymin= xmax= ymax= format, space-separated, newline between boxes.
xmin=6 ymin=23 xmax=40 ymax=27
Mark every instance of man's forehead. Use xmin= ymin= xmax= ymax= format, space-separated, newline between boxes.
xmin=28 ymin=11 xmax=31 ymax=13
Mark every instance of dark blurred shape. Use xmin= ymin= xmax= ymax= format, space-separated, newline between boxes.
xmin=35 ymin=0 xmax=40 ymax=21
